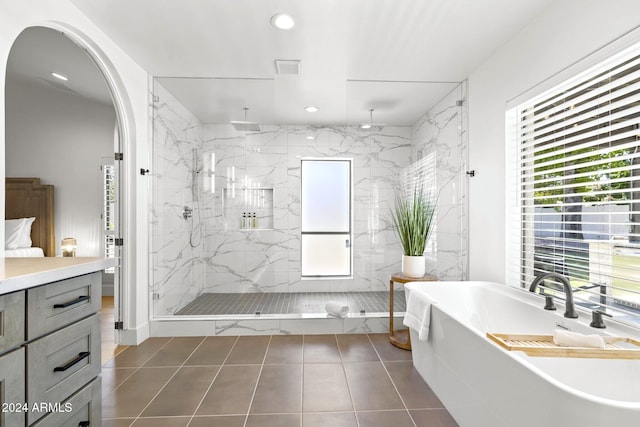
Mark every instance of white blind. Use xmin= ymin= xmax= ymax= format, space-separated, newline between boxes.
xmin=400 ymin=152 xmax=438 ymax=254
xmin=401 ymin=151 xmax=436 ymax=197
xmin=103 ymin=164 xmax=116 ymax=274
xmin=513 ymin=46 xmax=640 ymax=325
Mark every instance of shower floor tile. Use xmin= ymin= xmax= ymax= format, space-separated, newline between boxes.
xmin=175 ymin=291 xmax=405 ymax=316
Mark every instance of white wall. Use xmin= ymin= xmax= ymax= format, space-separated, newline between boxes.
xmin=468 ymin=0 xmax=640 ymax=283
xmin=1 ymin=1 xmax=151 ymax=344
xmin=6 ymin=77 xmax=115 ymax=256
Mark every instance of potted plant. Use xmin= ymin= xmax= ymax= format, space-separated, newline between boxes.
xmin=391 ymin=185 xmax=437 ymax=278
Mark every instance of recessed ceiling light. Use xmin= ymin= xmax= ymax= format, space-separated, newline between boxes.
xmin=360 ymin=124 xmax=372 ymax=130
xmin=271 ymin=13 xmax=295 ymax=30
xmin=304 ymin=106 xmax=319 ymax=113
xmin=306 ymin=136 xmax=315 ymax=140
xmin=51 ymin=72 xmax=68 ymax=81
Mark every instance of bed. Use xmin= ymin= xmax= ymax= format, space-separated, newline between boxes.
xmin=5 ymin=177 xmax=54 ymax=257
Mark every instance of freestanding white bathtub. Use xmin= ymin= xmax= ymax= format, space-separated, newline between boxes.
xmin=405 ymin=281 xmax=640 ymax=427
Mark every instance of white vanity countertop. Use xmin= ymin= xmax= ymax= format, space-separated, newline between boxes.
xmin=0 ymin=257 xmax=117 ymax=295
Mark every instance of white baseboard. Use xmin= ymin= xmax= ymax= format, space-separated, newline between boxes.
xmin=118 ymin=321 xmax=150 ymax=345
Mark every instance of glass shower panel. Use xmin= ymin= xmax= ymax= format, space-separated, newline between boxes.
xmin=151 ymin=76 xmax=278 ymax=317
xmin=149 ymin=73 xmax=467 ymax=319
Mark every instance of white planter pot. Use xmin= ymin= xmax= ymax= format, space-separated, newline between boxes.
xmin=402 ymin=255 xmax=425 ymax=278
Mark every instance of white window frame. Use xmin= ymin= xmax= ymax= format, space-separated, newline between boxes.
xmin=300 ymin=157 xmax=353 ymax=279
xmin=507 ymin=39 xmax=640 ymax=326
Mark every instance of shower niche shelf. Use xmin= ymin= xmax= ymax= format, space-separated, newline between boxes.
xmin=222 ymin=187 xmax=274 ymax=230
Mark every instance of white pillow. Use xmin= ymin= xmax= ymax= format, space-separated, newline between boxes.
xmin=19 ymin=217 xmax=35 ymax=248
xmin=5 ymin=219 xmax=24 ymax=249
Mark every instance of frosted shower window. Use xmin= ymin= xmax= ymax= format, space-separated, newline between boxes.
xmin=301 ymin=159 xmax=352 ymax=277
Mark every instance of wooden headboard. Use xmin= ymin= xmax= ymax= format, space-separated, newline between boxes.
xmin=6 ymin=178 xmax=55 ymax=256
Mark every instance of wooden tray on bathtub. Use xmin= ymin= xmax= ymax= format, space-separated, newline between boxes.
xmin=487 ymin=333 xmax=640 ymax=359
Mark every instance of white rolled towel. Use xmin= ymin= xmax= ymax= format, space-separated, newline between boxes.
xmin=325 ymin=301 xmax=349 ymax=318
xmin=553 ymin=329 xmax=605 ymax=349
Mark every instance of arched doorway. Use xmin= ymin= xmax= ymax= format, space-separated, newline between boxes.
xmin=5 ymin=25 xmax=130 ymax=354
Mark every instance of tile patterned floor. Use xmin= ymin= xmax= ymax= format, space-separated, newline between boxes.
xmin=175 ymin=291 xmax=405 ymax=316
xmin=101 ymin=334 xmax=458 ymax=427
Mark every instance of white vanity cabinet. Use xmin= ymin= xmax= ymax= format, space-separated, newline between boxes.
xmin=0 ymin=262 xmax=106 ymax=427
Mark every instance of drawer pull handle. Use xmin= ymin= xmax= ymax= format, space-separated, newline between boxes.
xmin=53 ymin=295 xmax=90 ymax=308
xmin=54 ymin=351 xmax=90 ymax=372
xmin=79 ymin=422 xmax=90 ymax=427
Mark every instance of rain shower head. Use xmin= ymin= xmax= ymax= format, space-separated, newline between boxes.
xmin=231 ymin=107 xmax=260 ymax=132
xmin=230 ymin=120 xmax=261 ymax=131
xmin=358 ymin=122 xmax=385 ymax=132
xmin=359 ymin=108 xmax=385 ymax=132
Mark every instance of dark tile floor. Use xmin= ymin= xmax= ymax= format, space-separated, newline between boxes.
xmin=101 ymin=334 xmax=458 ymax=427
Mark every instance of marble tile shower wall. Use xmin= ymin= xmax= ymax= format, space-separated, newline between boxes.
xmin=411 ymin=83 xmax=469 ymax=281
xmin=199 ymin=125 xmax=412 ymax=297
xmin=151 ymin=84 xmax=412 ymax=315
xmin=151 ymin=82 xmax=206 ymax=316
xmin=151 ymin=80 xmax=468 ymax=317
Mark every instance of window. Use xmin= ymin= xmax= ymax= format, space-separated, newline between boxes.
xmin=400 ymin=152 xmax=437 ymax=254
xmin=103 ymin=163 xmax=116 ymax=274
xmin=510 ymin=45 xmax=640 ymax=325
xmin=300 ymin=159 xmax=352 ymax=277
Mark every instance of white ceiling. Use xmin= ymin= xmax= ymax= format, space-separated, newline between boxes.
xmin=155 ymin=77 xmax=461 ymax=126
xmin=6 ymin=26 xmax=113 ymax=106
xmin=9 ymin=1 xmax=555 ymax=126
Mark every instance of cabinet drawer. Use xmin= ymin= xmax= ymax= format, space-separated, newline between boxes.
xmin=0 ymin=291 xmax=25 ymax=353
xmin=30 ymin=376 xmax=101 ymax=427
xmin=0 ymin=347 xmax=25 ymax=427
xmin=27 ymin=314 xmax=100 ymax=424
xmin=27 ymin=272 xmax=101 ymax=339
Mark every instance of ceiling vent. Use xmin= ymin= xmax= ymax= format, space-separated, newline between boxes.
xmin=274 ymin=59 xmax=301 ymax=75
